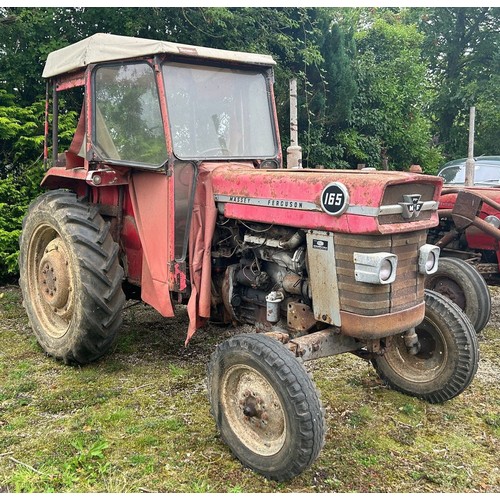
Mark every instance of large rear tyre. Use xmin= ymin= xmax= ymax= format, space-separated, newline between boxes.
xmin=19 ymin=190 xmax=125 ymax=364
xmin=207 ymin=333 xmax=325 ymax=481
xmin=372 ymin=290 xmax=479 ymax=403
xmin=425 ymin=256 xmax=491 ymax=333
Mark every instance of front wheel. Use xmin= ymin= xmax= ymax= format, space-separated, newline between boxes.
xmin=372 ymin=290 xmax=479 ymax=403
xmin=207 ymin=333 xmax=325 ymax=481
xmin=425 ymin=256 xmax=491 ymax=333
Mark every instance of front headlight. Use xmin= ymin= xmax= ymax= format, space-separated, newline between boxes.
xmin=418 ymin=244 xmax=440 ymax=274
xmin=485 ymin=215 xmax=500 ymax=228
xmin=354 ymin=252 xmax=398 ymax=284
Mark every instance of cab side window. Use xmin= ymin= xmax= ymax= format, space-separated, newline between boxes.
xmin=93 ymin=62 xmax=167 ymax=166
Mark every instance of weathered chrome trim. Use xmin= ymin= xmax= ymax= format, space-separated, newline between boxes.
xmin=214 ymin=193 xmax=438 ymax=217
xmin=214 ymin=194 xmax=318 ymax=211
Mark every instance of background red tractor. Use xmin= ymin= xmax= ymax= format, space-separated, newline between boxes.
xmin=426 ymin=156 xmax=500 ymax=333
xmin=18 ymin=34 xmax=479 ymax=481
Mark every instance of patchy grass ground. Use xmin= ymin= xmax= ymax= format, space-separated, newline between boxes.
xmin=0 ymin=284 xmax=498 ymax=492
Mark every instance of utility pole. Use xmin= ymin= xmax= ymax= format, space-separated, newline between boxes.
xmin=287 ymin=78 xmax=302 ymax=169
xmin=465 ymin=106 xmax=476 ymax=187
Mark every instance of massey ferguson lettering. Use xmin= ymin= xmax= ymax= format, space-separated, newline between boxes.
xmin=267 ymin=199 xmax=303 ymax=208
xmin=216 ymin=194 xmax=311 ymax=210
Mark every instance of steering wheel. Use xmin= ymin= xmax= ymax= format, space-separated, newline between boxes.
xmin=198 ymin=147 xmax=231 ymax=157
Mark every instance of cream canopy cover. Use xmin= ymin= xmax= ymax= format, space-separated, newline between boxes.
xmin=43 ymin=32 xmax=276 ymax=78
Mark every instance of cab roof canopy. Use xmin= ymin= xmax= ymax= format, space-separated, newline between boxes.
xmin=42 ymin=32 xmax=276 ymax=79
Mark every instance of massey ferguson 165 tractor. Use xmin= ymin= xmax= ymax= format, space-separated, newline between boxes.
xmin=19 ymin=34 xmax=479 ymax=481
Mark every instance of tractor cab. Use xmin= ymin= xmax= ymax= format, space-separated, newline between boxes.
xmin=40 ymin=33 xmax=282 ymax=318
xmin=43 ymin=32 xmax=280 ymax=172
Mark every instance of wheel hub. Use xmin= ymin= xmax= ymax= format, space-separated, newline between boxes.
xmin=222 ymin=365 xmax=286 ymax=456
xmin=38 ymin=238 xmax=71 ymax=310
xmin=431 ymin=277 xmax=465 ymax=309
xmin=240 ymin=392 xmax=269 ymax=426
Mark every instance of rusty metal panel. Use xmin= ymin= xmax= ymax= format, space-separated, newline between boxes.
xmin=287 ymin=302 xmax=317 ymax=332
xmin=211 ymin=165 xmax=442 ymax=236
xmin=339 ymin=302 xmax=425 ymax=339
xmin=379 ymin=182 xmax=438 ymax=224
xmin=306 ymin=231 xmax=341 ymax=326
xmin=452 ymin=190 xmax=483 ymax=230
xmin=288 ymin=328 xmax=362 ymax=361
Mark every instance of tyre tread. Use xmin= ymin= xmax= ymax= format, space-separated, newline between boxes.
xmin=18 ymin=190 xmax=125 ymax=365
xmin=207 ymin=333 xmax=325 ymax=481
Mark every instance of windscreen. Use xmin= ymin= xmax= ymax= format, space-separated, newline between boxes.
xmin=162 ymin=62 xmax=277 ymax=159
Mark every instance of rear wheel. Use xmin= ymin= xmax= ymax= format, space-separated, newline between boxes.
xmin=373 ymin=290 xmax=479 ymax=403
xmin=207 ymin=333 xmax=325 ymax=481
xmin=19 ymin=190 xmax=125 ymax=364
xmin=425 ymin=256 xmax=491 ymax=333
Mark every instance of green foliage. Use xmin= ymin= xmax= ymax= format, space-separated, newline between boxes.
xmin=411 ymin=7 xmax=500 ymax=159
xmin=347 ymin=17 xmax=443 ymax=170
xmin=0 ymin=90 xmax=45 ymax=169
xmin=0 ymin=92 xmax=45 ymax=282
xmin=0 ymin=82 xmax=77 ymax=282
xmin=0 ymin=165 xmax=43 ymax=282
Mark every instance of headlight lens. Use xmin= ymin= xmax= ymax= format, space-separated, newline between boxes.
xmin=419 ymin=244 xmax=440 ymax=274
xmin=485 ymin=215 xmax=500 ymax=228
xmin=379 ymin=259 xmax=393 ymax=281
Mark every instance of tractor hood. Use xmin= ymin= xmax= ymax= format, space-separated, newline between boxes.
xmin=209 ymin=164 xmax=443 ymax=235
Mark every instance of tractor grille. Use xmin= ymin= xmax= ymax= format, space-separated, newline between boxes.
xmin=334 ymin=231 xmax=427 ymax=316
xmin=379 ymin=183 xmax=437 ymax=224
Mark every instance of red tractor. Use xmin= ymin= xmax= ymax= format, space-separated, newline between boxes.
xmin=19 ymin=34 xmax=478 ymax=481
xmin=426 ymin=157 xmax=500 ymax=333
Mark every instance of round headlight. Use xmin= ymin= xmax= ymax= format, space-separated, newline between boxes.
xmin=485 ymin=215 xmax=500 ymax=228
xmin=425 ymin=252 xmax=437 ymax=272
xmin=379 ymin=259 xmax=393 ymax=282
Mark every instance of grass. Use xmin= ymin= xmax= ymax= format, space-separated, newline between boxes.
xmin=0 ymin=285 xmax=499 ymax=493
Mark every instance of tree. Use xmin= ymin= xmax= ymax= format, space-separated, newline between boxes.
xmin=411 ymin=7 xmax=500 ymax=158
xmin=339 ymin=13 xmax=442 ymax=171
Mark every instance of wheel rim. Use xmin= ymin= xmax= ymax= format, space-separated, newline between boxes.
xmin=426 ymin=275 xmax=466 ymax=310
xmin=221 ymin=364 xmax=286 ymax=456
xmin=27 ymin=225 xmax=75 ymax=338
xmin=382 ymin=318 xmax=448 ymax=384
